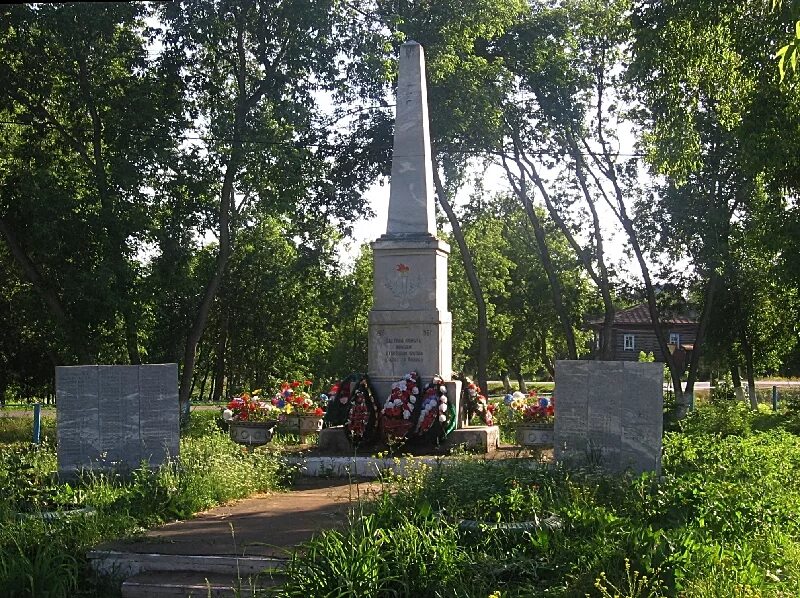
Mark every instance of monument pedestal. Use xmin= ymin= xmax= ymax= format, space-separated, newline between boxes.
xmin=368 ymin=236 xmax=453 ymax=402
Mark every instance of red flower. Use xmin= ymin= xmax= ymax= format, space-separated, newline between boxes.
xmin=314 ymin=407 xmax=324 ymax=416
xmin=304 ymin=379 xmax=313 ymax=387
xmin=396 ymin=263 xmax=410 ymax=272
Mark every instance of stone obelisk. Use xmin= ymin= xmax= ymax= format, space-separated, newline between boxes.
xmin=367 ymin=41 xmax=453 ymax=404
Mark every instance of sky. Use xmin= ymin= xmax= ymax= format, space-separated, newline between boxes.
xmin=341 ymin=153 xmax=636 ymax=281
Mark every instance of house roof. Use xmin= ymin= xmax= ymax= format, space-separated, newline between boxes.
xmin=588 ymin=304 xmax=698 ymax=327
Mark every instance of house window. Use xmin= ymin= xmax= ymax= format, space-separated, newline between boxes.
xmin=624 ymin=334 xmax=635 ymax=351
xmin=669 ymin=332 xmax=680 ymax=346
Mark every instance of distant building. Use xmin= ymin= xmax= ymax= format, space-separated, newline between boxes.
xmin=587 ymin=304 xmax=698 ymax=369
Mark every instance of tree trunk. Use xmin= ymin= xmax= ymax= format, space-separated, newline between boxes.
xmin=613 ymin=200 xmax=686 ymax=415
xmin=198 ymin=364 xmax=210 ymax=403
xmin=502 ymin=372 xmax=512 ymax=394
xmin=124 ymin=309 xmax=142 ymax=365
xmin=522 ymin=200 xmax=578 ymax=359
xmin=514 ymin=368 xmax=527 ymax=394
xmin=741 ymin=329 xmax=758 ymax=410
xmin=684 ymin=273 xmax=718 ymax=398
xmin=178 ymin=7 xmax=259 ymax=418
xmin=178 ymin=127 xmax=242 ymax=416
xmin=729 ymin=357 xmax=744 ymax=401
xmin=431 ymin=157 xmax=488 ymax=393
xmin=501 ymin=156 xmax=578 ymax=359
xmin=540 ymin=335 xmax=555 ymax=379
xmin=510 ymin=129 xmax=616 ymax=359
xmin=211 ymin=316 xmax=229 ymax=403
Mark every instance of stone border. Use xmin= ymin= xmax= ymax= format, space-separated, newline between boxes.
xmin=87 ymin=550 xmax=286 ymax=578
xmin=285 ymin=455 xmax=553 ymax=478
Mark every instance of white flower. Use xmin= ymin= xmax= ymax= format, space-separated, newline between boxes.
xmin=222 ymin=409 xmax=234 ymax=421
xmin=439 ymin=403 xmax=447 ymax=412
xmin=438 ymin=414 xmax=446 ymax=422
xmin=411 ymin=387 xmax=419 ymax=395
xmin=392 ymin=382 xmax=399 ymax=390
xmin=392 ymin=398 xmax=401 ymax=407
xmin=398 ymin=381 xmax=407 ymax=391
xmin=513 ymin=391 xmax=525 ymax=400
xmin=403 ymin=410 xmax=411 ymax=419
xmin=439 ymin=385 xmax=447 ymax=394
xmin=468 ymin=389 xmax=477 ymax=397
xmin=409 ymin=396 xmax=416 ymax=404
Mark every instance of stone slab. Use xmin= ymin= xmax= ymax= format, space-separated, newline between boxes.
xmin=56 ymin=364 xmax=179 ymax=478
xmin=318 ymin=426 xmax=351 ymax=452
xmin=554 ymin=360 xmax=662 ymax=474
xmin=444 ymin=426 xmax=500 ymax=453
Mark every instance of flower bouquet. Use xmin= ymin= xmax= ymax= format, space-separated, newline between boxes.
xmin=380 ymin=371 xmax=420 ymax=441
xmin=461 ymin=376 xmax=495 ymax=426
xmin=514 ymin=393 xmax=555 ymax=447
xmin=222 ymin=390 xmax=280 ymax=449
xmin=345 ymin=375 xmax=379 ymax=445
xmin=520 ymin=393 xmax=554 ymax=425
xmin=415 ymin=374 xmax=455 ymax=440
xmin=222 ymin=390 xmax=281 ymax=423
xmin=273 ymin=380 xmax=325 ymax=440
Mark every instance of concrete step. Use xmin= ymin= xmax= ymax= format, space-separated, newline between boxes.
xmin=88 ymin=549 xmax=287 ymax=579
xmin=121 ymin=570 xmax=283 ymax=598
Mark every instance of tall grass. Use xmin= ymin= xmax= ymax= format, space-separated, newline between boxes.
xmin=0 ymin=411 xmax=288 ymax=596
xmin=277 ymin=403 xmax=800 ymax=597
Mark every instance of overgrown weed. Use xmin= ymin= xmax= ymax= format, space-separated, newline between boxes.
xmin=277 ymin=401 xmax=800 ymax=596
xmin=0 ymin=410 xmax=287 ymax=596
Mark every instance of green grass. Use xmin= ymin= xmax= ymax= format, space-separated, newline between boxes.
xmin=0 ymin=410 xmax=289 ymax=597
xmin=276 ymin=402 xmax=800 ymax=597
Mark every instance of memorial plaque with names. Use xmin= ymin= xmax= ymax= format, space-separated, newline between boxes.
xmin=56 ymin=364 xmax=179 ymax=478
xmin=554 ymin=361 xmax=663 ymax=474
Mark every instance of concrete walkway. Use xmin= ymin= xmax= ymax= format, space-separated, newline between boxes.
xmin=98 ymin=477 xmax=380 ymax=558
xmin=90 ymin=477 xmax=383 ymax=596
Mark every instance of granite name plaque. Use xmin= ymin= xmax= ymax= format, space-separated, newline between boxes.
xmin=56 ymin=364 xmax=179 ymax=478
xmin=554 ymin=361 xmax=663 ymax=474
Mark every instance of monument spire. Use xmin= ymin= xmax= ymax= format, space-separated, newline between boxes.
xmin=368 ymin=40 xmax=459 ymax=422
xmin=385 ymin=41 xmax=436 ymax=238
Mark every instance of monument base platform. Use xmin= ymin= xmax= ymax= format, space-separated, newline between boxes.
xmin=316 ymin=421 xmax=498 ymax=456
xmin=442 ymin=426 xmax=500 ymax=453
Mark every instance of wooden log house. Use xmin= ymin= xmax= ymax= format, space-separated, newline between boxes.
xmin=588 ymin=304 xmax=699 ymax=371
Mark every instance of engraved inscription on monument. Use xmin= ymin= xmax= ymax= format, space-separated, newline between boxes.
xmin=56 ymin=364 xmax=179 ymax=478
xmin=372 ymin=325 xmax=435 ymax=379
xmin=554 ymin=360 xmax=663 ymax=474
